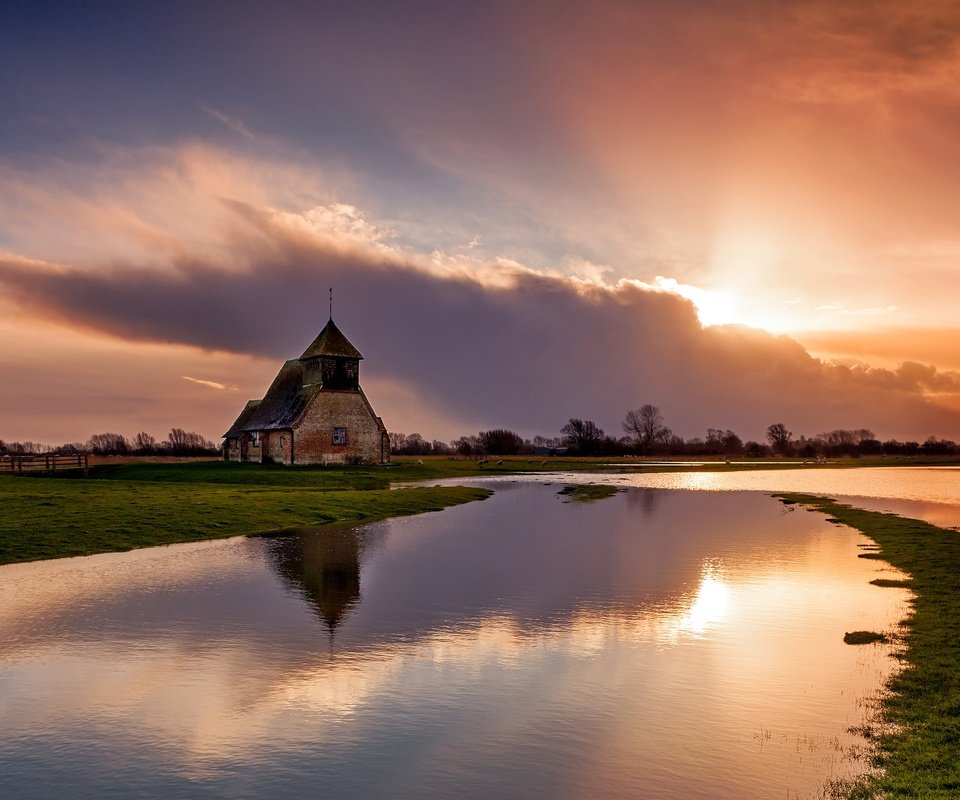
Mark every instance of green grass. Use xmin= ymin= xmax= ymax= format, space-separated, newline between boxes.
xmin=0 ymin=474 xmax=491 ymax=564
xmin=556 ymin=484 xmax=624 ymax=502
xmin=78 ymin=460 xmax=396 ymax=489
xmin=776 ymin=493 xmax=960 ymax=798
xmin=46 ymin=457 xmax=611 ymax=488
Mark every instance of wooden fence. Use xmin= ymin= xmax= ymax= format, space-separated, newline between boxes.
xmin=0 ymin=453 xmax=90 ymax=474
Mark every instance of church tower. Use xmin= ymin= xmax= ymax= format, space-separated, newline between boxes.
xmin=299 ymin=318 xmax=363 ymax=391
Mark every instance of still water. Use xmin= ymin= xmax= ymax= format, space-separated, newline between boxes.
xmin=0 ymin=485 xmax=907 ymax=799
xmin=480 ymin=466 xmax=960 ymax=528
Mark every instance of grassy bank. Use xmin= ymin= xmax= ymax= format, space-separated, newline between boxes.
xmin=777 ymin=493 xmax=960 ymax=798
xmin=0 ymin=475 xmax=491 ymax=564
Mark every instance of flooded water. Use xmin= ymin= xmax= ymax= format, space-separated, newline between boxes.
xmin=0 ymin=484 xmax=907 ymax=799
xmin=475 ymin=466 xmax=960 ymax=528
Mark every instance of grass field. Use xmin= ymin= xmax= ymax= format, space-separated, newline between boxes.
xmin=0 ymin=472 xmax=491 ymax=564
xmin=778 ymin=494 xmax=960 ymax=799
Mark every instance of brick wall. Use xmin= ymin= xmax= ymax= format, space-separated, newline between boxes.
xmin=224 ymin=439 xmax=239 ymax=461
xmin=264 ymin=430 xmax=293 ymax=464
xmin=293 ymin=388 xmax=387 ymax=465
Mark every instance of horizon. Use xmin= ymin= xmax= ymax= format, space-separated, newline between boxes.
xmin=4 ymin=1 xmax=960 ymax=444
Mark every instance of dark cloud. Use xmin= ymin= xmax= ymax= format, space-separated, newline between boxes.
xmin=3 ymin=206 xmax=959 ymax=442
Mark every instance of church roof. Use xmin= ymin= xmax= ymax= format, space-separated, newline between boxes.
xmin=241 ymin=360 xmax=320 ymax=432
xmin=222 ymin=399 xmax=262 ymax=438
xmin=300 ymin=318 xmax=363 ymax=360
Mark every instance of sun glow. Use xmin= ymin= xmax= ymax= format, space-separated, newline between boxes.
xmin=654 ymin=276 xmax=737 ymax=327
xmin=654 ymin=276 xmax=812 ymax=334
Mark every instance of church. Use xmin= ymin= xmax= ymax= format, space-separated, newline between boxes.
xmin=222 ymin=316 xmax=389 ymax=465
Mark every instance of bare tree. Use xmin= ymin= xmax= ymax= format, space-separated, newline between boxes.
xmin=132 ymin=431 xmax=157 ymax=453
xmin=452 ymin=435 xmax=480 ymax=456
xmin=87 ymin=432 xmax=130 ymax=455
xmin=561 ymin=418 xmax=605 ymax=454
xmin=478 ymin=429 xmax=524 ymax=455
xmin=431 ymin=440 xmax=452 ymax=455
xmin=766 ymin=423 xmax=793 ymax=454
xmin=166 ymin=429 xmax=217 ymax=455
xmin=167 ymin=428 xmax=191 ymax=451
xmin=402 ymin=433 xmax=428 ymax=455
xmin=705 ymin=428 xmax=744 ymax=455
xmin=622 ymin=405 xmax=671 ymax=453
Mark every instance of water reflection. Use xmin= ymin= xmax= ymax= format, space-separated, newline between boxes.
xmin=624 ymin=486 xmax=661 ymax=517
xmin=678 ymin=567 xmax=731 ymax=635
xmin=264 ymin=526 xmax=382 ymax=634
xmin=0 ymin=485 xmax=908 ymax=800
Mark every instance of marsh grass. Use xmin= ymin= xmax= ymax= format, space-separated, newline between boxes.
xmin=556 ymin=484 xmax=624 ymax=502
xmin=776 ymin=492 xmax=960 ymax=798
xmin=844 ymin=631 xmax=888 ymax=645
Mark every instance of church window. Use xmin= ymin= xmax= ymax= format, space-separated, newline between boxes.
xmin=333 ymin=427 xmax=347 ymax=445
xmin=251 ymin=431 xmax=260 ymax=446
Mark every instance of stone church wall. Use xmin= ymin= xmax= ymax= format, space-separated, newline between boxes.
xmin=294 ymin=390 xmax=386 ymax=465
xmin=262 ymin=431 xmax=293 ymax=464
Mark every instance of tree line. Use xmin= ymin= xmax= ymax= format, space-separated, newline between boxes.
xmin=5 ymin=409 xmax=955 ymax=461
xmin=389 ymin=404 xmax=960 ymax=458
xmin=0 ymin=429 xmax=219 ymax=457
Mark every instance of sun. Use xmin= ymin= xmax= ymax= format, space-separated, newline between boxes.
xmin=654 ymin=277 xmax=741 ymax=328
xmin=654 ymin=276 xmax=806 ymax=334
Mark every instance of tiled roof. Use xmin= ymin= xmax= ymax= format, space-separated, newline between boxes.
xmin=240 ymin=361 xmax=320 ymax=432
xmin=300 ymin=318 xmax=363 ymax=360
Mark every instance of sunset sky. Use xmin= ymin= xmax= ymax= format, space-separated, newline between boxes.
xmin=3 ymin=0 xmax=960 ymax=445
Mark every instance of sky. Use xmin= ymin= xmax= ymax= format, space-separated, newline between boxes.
xmin=3 ymin=0 xmax=960 ymax=445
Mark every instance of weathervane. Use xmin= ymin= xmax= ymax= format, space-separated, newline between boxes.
xmin=329 ymin=287 xmax=333 ymax=321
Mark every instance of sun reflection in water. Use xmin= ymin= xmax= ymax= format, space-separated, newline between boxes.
xmin=678 ymin=568 xmax=731 ymax=635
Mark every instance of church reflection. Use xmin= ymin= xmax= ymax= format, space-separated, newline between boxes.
xmin=625 ymin=487 xmax=662 ymax=518
xmin=264 ymin=526 xmax=384 ymax=634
